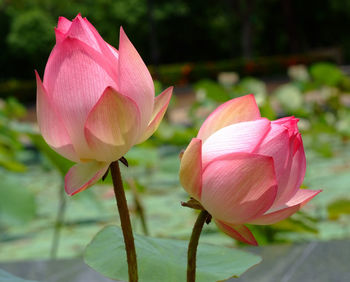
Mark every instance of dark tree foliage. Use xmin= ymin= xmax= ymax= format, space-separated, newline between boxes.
xmin=1 ymin=0 xmax=350 ymax=80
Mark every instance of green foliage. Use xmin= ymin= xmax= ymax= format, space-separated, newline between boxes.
xmin=28 ymin=133 xmax=73 ymax=176
xmin=152 ymin=121 xmax=198 ymax=146
xmin=194 ymin=79 xmax=230 ymax=102
xmin=1 ymin=97 xmax=26 ymax=119
xmin=125 ymin=146 xmax=158 ymax=168
xmin=0 ymin=98 xmax=26 ymax=172
xmin=310 ymin=63 xmax=345 ymax=87
xmin=84 ymin=225 xmax=261 ymax=282
xmin=259 ymin=97 xmax=277 ymax=120
xmin=0 ymin=173 xmax=36 ymax=227
xmin=327 ymin=199 xmax=350 ymax=220
xmin=248 ymin=212 xmax=318 ymax=245
xmin=234 ymin=77 xmax=267 ymax=102
xmin=7 ymin=9 xmax=55 ymax=60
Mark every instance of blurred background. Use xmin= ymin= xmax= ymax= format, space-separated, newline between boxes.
xmin=1 ymin=0 xmax=350 ymax=279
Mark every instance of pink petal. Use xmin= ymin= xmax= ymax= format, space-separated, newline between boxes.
xmin=82 ymin=17 xmax=120 ymax=64
xmin=118 ymin=27 xmax=154 ymax=131
xmin=272 ymin=133 xmax=306 ymax=207
xmin=137 ymin=87 xmax=173 ymax=144
xmin=179 ymin=138 xmax=202 ymax=199
xmin=43 ymin=37 xmax=118 ymax=159
xmin=55 ymin=15 xmax=119 ymax=67
xmin=65 ymin=14 xmax=101 ymax=51
xmin=215 ymin=220 xmax=258 ymax=246
xmin=250 ymin=189 xmax=321 ymax=225
xmin=36 ymin=71 xmax=78 ymax=162
xmin=56 ymin=16 xmax=72 ymax=34
xmin=201 ymin=153 xmax=277 ymax=224
xmin=197 ymin=94 xmax=261 ymax=141
xmin=201 ymin=118 xmax=271 ymax=167
xmin=55 ymin=28 xmax=65 ymax=44
xmin=107 ymin=43 xmax=119 ymax=59
xmin=255 ymin=123 xmax=291 ymax=202
xmin=272 ymin=116 xmax=299 ymax=137
xmin=65 ymin=161 xmax=109 ymax=195
xmin=84 ymin=87 xmax=141 ymax=162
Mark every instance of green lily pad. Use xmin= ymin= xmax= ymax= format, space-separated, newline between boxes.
xmin=84 ymin=225 xmax=261 ymax=282
xmin=0 ymin=175 xmax=36 ymax=226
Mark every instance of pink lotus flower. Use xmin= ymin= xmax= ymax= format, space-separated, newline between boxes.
xmin=36 ymin=14 xmax=172 ymax=195
xmin=179 ymin=95 xmax=320 ymax=245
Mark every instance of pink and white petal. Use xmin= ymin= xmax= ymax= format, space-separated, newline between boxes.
xmin=57 ymin=16 xmax=72 ymax=34
xmin=84 ymin=87 xmax=141 ymax=163
xmin=202 ymin=118 xmax=271 ymax=167
xmin=36 ymin=71 xmax=78 ymax=162
xmin=107 ymin=43 xmax=119 ymax=59
xmin=250 ymin=189 xmax=321 ymax=225
xmin=179 ymin=138 xmax=202 ymax=199
xmin=273 ymin=133 xmax=306 ymax=207
xmin=43 ymin=37 xmax=118 ymax=159
xmin=215 ymin=220 xmax=258 ymax=246
xmin=65 ymin=161 xmax=109 ymax=196
xmin=118 ymin=27 xmax=154 ymax=130
xmin=201 ymin=153 xmax=277 ymax=224
xmin=255 ymin=123 xmax=291 ymax=199
xmin=197 ymin=94 xmax=261 ymax=141
xmin=137 ymin=87 xmax=173 ymax=144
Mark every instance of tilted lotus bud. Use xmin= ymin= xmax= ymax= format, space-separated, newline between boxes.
xmin=180 ymin=94 xmax=320 ymax=245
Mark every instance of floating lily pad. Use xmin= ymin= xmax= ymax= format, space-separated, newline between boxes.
xmin=84 ymin=225 xmax=261 ymax=282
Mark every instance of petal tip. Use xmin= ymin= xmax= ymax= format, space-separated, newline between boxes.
xmin=119 ymin=26 xmax=127 ymax=42
xmin=35 ymin=70 xmax=46 ymax=90
xmin=216 ymin=221 xmax=258 ymax=246
xmin=34 ymin=69 xmax=40 ymax=80
xmin=300 ymin=189 xmax=322 ymax=207
xmin=58 ymin=16 xmax=68 ymax=24
xmin=64 ymin=162 xmax=109 ymax=196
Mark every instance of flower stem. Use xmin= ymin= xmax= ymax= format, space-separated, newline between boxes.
xmin=110 ymin=161 xmax=138 ymax=282
xmin=127 ymin=178 xmax=149 ymax=235
xmin=50 ymin=181 xmax=66 ymax=259
xmin=187 ymin=209 xmax=210 ymax=282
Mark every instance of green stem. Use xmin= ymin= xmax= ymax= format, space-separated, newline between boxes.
xmin=127 ymin=178 xmax=149 ymax=236
xmin=110 ymin=161 xmax=138 ymax=282
xmin=50 ymin=181 xmax=66 ymax=259
xmin=187 ymin=210 xmax=210 ymax=282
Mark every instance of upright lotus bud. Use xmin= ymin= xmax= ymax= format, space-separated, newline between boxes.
xmin=179 ymin=94 xmax=320 ymax=245
xmin=36 ymin=14 xmax=172 ymax=195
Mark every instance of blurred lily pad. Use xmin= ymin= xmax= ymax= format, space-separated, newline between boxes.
xmin=327 ymin=199 xmax=350 ymax=220
xmin=84 ymin=225 xmax=261 ymax=282
xmin=0 ymin=174 xmax=36 ymax=226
